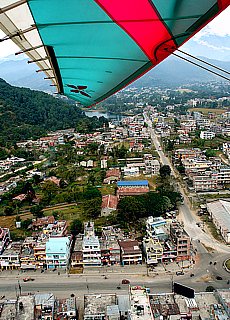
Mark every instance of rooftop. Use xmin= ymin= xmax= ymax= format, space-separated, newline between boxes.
xmin=84 ymin=294 xmax=117 ymax=316
xmin=117 ymin=180 xmax=148 ymax=186
xmin=207 ymin=200 xmax=230 ymax=231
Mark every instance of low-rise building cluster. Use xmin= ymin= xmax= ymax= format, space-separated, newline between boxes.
xmin=0 ymin=217 xmax=72 ymax=270
xmin=0 ymin=287 xmax=229 ymax=320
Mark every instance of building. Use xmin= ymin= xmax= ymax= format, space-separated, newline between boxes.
xmin=0 ymin=228 xmax=10 ymax=254
xmin=0 ymin=242 xmax=21 ymax=270
xmin=71 ymin=236 xmax=83 ymax=270
xmin=46 ymin=237 xmax=71 ymax=269
xmin=84 ymin=294 xmax=118 ymax=320
xmin=128 ymin=286 xmax=153 ymax=320
xmin=223 ymin=142 xmax=230 ymax=160
xmin=82 ymin=222 xmax=101 ymax=267
xmin=170 ymin=221 xmax=191 ymax=261
xmin=193 ymin=174 xmax=218 ymax=192
xmin=200 ymin=131 xmax=215 ymax=139
xmin=57 ymin=297 xmax=77 ymax=319
xmin=101 ymin=195 xmax=118 ymax=216
xmin=207 ymin=200 xmax=230 ymax=243
xmin=117 ymin=180 xmax=149 ymax=198
xmin=103 ymin=168 xmax=121 ymax=184
xmin=143 ymin=237 xmax=163 ymax=265
xmin=119 ymin=240 xmax=142 ymax=265
xmin=144 ymin=159 xmax=160 ymax=176
xmin=34 ymin=293 xmax=55 ymax=320
xmin=146 ymin=216 xmax=167 ymax=239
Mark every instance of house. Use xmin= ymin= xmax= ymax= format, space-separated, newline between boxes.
xmin=46 ymin=237 xmax=71 ymax=269
xmin=101 ymin=195 xmax=118 ymax=216
xmin=117 ymin=180 xmax=149 ymax=198
xmin=103 ymin=168 xmax=121 ymax=184
xmin=119 ymin=239 xmax=142 ymax=265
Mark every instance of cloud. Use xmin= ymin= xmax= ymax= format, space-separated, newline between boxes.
xmin=0 ymin=31 xmax=19 ymax=59
xmin=194 ymin=7 xmax=230 ymax=39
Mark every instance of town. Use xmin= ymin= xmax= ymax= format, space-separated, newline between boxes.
xmin=0 ymin=83 xmax=230 ymax=319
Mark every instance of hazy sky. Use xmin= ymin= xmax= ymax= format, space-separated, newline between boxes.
xmin=0 ymin=6 xmax=229 ymax=60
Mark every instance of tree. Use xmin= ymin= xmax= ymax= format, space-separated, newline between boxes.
xmin=83 ymin=197 xmax=102 ymax=218
xmin=206 ymin=286 xmax=215 ymax=292
xmin=83 ymin=186 xmax=101 ymax=200
xmin=70 ymin=219 xmax=83 ymax=236
xmin=159 ymin=165 xmax=171 ymax=178
xmin=41 ymin=181 xmax=59 ymax=204
xmin=30 ymin=205 xmax=44 ymax=218
xmin=117 ymin=196 xmax=145 ymax=224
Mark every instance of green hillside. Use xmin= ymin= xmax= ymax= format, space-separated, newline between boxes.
xmin=0 ymin=78 xmax=107 ymax=145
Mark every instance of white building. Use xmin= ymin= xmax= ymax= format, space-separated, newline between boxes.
xmin=128 ymin=287 xmax=153 ymax=320
xmin=200 ymin=131 xmax=215 ymax=139
xmin=123 ymin=166 xmax=139 ymax=177
xmin=207 ymin=200 xmax=230 ymax=243
xmin=82 ymin=222 xmax=101 ymax=266
xmin=223 ymin=142 xmax=230 ymax=161
xmin=144 ymin=159 xmax=160 ymax=175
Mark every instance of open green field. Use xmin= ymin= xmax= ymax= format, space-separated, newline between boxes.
xmin=188 ymin=108 xmax=226 ymax=115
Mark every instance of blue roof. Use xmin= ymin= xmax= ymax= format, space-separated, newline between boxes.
xmin=46 ymin=237 xmax=70 ymax=254
xmin=117 ymin=180 xmax=148 ymax=187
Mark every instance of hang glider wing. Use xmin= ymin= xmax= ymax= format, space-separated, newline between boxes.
xmin=0 ymin=0 xmax=229 ymax=106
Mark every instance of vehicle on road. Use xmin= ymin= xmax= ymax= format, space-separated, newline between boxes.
xmin=23 ymin=277 xmax=35 ymax=282
xmin=117 ymin=286 xmax=121 ymax=289
xmin=122 ymin=279 xmax=130 ymax=284
xmin=190 ymin=273 xmax=194 ymax=277
xmin=216 ymin=276 xmax=223 ymax=280
xmin=176 ymin=271 xmax=184 ymax=276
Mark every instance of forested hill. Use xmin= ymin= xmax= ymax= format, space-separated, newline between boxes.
xmin=0 ymin=78 xmax=107 ymax=146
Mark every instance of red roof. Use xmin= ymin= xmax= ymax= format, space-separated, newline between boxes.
xmin=106 ymin=168 xmax=120 ymax=178
xmin=102 ymin=195 xmax=118 ymax=210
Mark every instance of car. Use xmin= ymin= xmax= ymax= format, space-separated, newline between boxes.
xmin=176 ymin=271 xmax=184 ymax=276
xmin=190 ymin=273 xmax=195 ymax=277
xmin=216 ymin=276 xmax=223 ymax=280
xmin=23 ymin=277 xmax=35 ymax=282
xmin=122 ymin=279 xmax=130 ymax=284
xmin=117 ymin=286 xmax=121 ymax=289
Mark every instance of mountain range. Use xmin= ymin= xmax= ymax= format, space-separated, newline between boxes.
xmin=0 ymin=54 xmax=229 ymax=92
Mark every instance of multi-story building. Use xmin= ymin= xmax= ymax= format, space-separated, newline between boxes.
xmin=119 ymin=240 xmax=142 ymax=265
xmin=170 ymin=221 xmax=190 ymax=261
xmin=71 ymin=236 xmax=83 ymax=270
xmin=82 ymin=222 xmax=101 ymax=267
xmin=0 ymin=228 xmax=10 ymax=254
xmin=193 ymin=174 xmax=218 ymax=192
xmin=142 ymin=237 xmax=163 ymax=265
xmin=200 ymin=131 xmax=215 ymax=139
xmin=217 ymin=166 xmax=230 ymax=185
xmin=223 ymin=142 xmax=230 ymax=160
xmin=144 ymin=159 xmax=160 ymax=176
xmin=0 ymin=242 xmax=21 ymax=270
xmin=146 ymin=216 xmax=167 ymax=239
xmin=46 ymin=237 xmax=71 ymax=269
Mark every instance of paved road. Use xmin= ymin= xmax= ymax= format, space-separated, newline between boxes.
xmin=0 ymin=270 xmax=229 ymax=299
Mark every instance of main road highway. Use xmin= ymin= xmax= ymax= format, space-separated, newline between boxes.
xmin=143 ymin=112 xmax=230 ymax=254
xmin=0 ymin=269 xmax=229 ymax=299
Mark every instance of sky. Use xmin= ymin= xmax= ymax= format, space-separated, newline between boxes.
xmin=0 ymin=6 xmax=229 ymax=61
